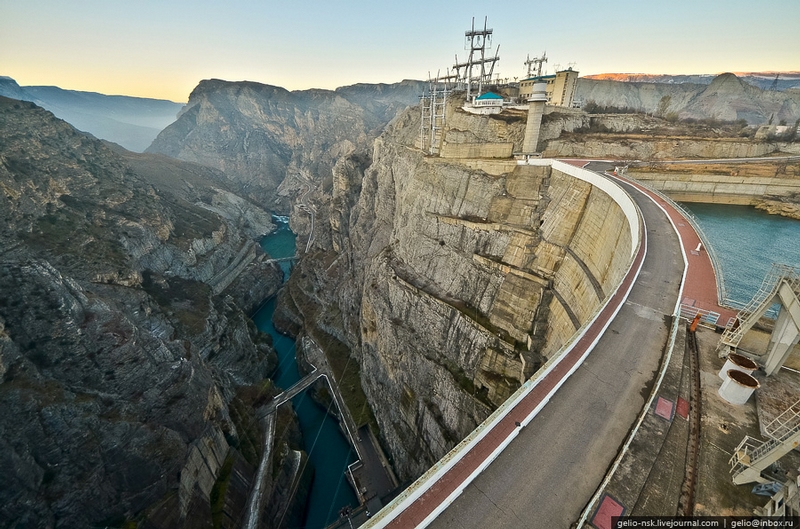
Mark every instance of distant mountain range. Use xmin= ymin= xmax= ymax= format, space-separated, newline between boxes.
xmin=4 ymin=70 xmax=799 ymax=155
xmin=583 ymin=71 xmax=800 ymax=92
xmin=0 ymin=76 xmax=184 ymax=152
xmin=575 ymin=72 xmax=800 ymax=125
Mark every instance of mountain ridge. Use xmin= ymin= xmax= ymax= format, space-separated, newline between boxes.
xmin=0 ymin=96 xmax=312 ymax=526
xmin=583 ymin=71 xmax=800 ymax=91
xmin=575 ymin=72 xmax=800 ymax=124
xmin=0 ymin=77 xmax=184 ymax=152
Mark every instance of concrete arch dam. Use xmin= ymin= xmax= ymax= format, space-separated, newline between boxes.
xmin=365 ymin=159 xmax=684 ymax=528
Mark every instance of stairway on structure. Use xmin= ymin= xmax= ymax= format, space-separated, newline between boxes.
xmin=730 ymin=397 xmax=800 ymax=485
xmin=718 ymin=264 xmax=800 ymax=376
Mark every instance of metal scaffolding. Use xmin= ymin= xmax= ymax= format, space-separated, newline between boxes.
xmin=419 ymin=74 xmax=451 ymax=155
xmin=730 ymin=398 xmax=800 ymax=485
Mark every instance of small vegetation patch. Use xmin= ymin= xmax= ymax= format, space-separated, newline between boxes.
xmin=228 ymin=382 xmax=274 ymax=467
xmin=141 ymin=271 xmax=211 ymax=335
xmin=22 ymin=205 xmax=128 ymax=271
xmin=162 ymin=194 xmax=221 ymax=246
xmin=209 ymin=453 xmax=235 ymax=529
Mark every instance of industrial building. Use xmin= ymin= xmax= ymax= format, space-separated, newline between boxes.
xmin=519 ymin=67 xmax=579 ymax=107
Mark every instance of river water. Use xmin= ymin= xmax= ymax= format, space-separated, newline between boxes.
xmin=682 ymin=203 xmax=800 ymax=308
xmin=251 ymin=220 xmax=358 ymax=528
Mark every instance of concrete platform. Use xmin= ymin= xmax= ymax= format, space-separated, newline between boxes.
xmin=586 ymin=324 xmax=800 ymax=523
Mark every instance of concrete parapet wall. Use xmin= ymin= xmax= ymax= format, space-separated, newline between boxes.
xmin=439 ymin=141 xmax=514 ymax=159
xmin=553 ymin=254 xmax=603 ymax=325
xmin=571 ymin=187 xmax=633 ymax=292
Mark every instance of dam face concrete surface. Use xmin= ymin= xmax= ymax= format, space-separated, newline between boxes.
xmin=426 ymin=174 xmax=683 ymax=529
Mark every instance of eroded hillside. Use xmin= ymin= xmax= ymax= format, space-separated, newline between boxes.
xmin=0 ymin=97 xmax=307 ymax=527
xmin=576 ymin=73 xmax=800 ymax=125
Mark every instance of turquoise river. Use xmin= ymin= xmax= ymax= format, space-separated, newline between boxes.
xmin=683 ymin=203 xmax=800 ymax=307
xmin=251 ymin=221 xmax=357 ymax=529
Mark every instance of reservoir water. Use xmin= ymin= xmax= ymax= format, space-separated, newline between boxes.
xmin=682 ymin=203 xmax=800 ymax=307
xmin=251 ymin=220 xmax=358 ymax=528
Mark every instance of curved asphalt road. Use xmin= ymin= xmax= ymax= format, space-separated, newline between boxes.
xmin=429 ymin=175 xmax=685 ymax=528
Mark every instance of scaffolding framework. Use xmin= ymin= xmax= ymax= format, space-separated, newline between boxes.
xmin=419 ymin=74 xmax=451 ymax=155
xmin=719 ymin=264 xmax=800 ymax=375
xmin=730 ymin=398 xmax=800 ymax=485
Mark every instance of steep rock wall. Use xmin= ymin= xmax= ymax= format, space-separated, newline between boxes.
xmin=281 ymin=98 xmax=639 ymax=482
xmin=147 ymin=79 xmax=425 ymax=213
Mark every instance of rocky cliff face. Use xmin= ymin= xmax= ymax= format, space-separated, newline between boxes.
xmin=0 ymin=97 xmax=298 ymax=527
xmin=576 ymin=73 xmax=800 ymax=125
xmin=146 ymin=79 xmax=425 ymax=214
xmin=277 ymin=97 xmax=636 ymax=481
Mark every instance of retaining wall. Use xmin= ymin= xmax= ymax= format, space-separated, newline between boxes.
xmin=629 ymin=171 xmax=800 ymax=204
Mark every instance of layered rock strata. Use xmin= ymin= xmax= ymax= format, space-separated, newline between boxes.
xmin=147 ymin=79 xmax=425 ymax=213
xmin=0 ymin=97 xmax=301 ymax=527
xmin=278 ymin=97 xmax=637 ymax=481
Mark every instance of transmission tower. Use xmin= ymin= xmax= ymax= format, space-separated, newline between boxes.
xmin=524 ymin=52 xmax=547 ymax=78
xmin=452 ymin=17 xmax=500 ymax=100
xmin=770 ymin=73 xmax=780 ymax=91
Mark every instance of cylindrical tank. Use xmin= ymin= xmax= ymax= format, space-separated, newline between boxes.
xmin=528 ymin=82 xmax=547 ymax=102
xmin=718 ymin=369 xmax=760 ymax=405
xmin=718 ymin=353 xmax=758 ymax=380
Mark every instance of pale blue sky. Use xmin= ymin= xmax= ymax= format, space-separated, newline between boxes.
xmin=1 ymin=0 xmax=798 ymax=102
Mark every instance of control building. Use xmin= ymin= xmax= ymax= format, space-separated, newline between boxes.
xmin=519 ymin=67 xmax=579 ymax=107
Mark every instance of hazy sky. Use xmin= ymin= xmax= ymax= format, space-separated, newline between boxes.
xmin=2 ymin=0 xmax=798 ymax=102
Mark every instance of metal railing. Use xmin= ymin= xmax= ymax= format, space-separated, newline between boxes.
xmin=766 ymin=398 xmax=800 ymax=440
xmin=629 ymin=178 xmax=730 ymax=306
xmin=678 ymin=304 xmax=720 ymax=327
xmin=730 ymin=398 xmax=800 ymax=479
